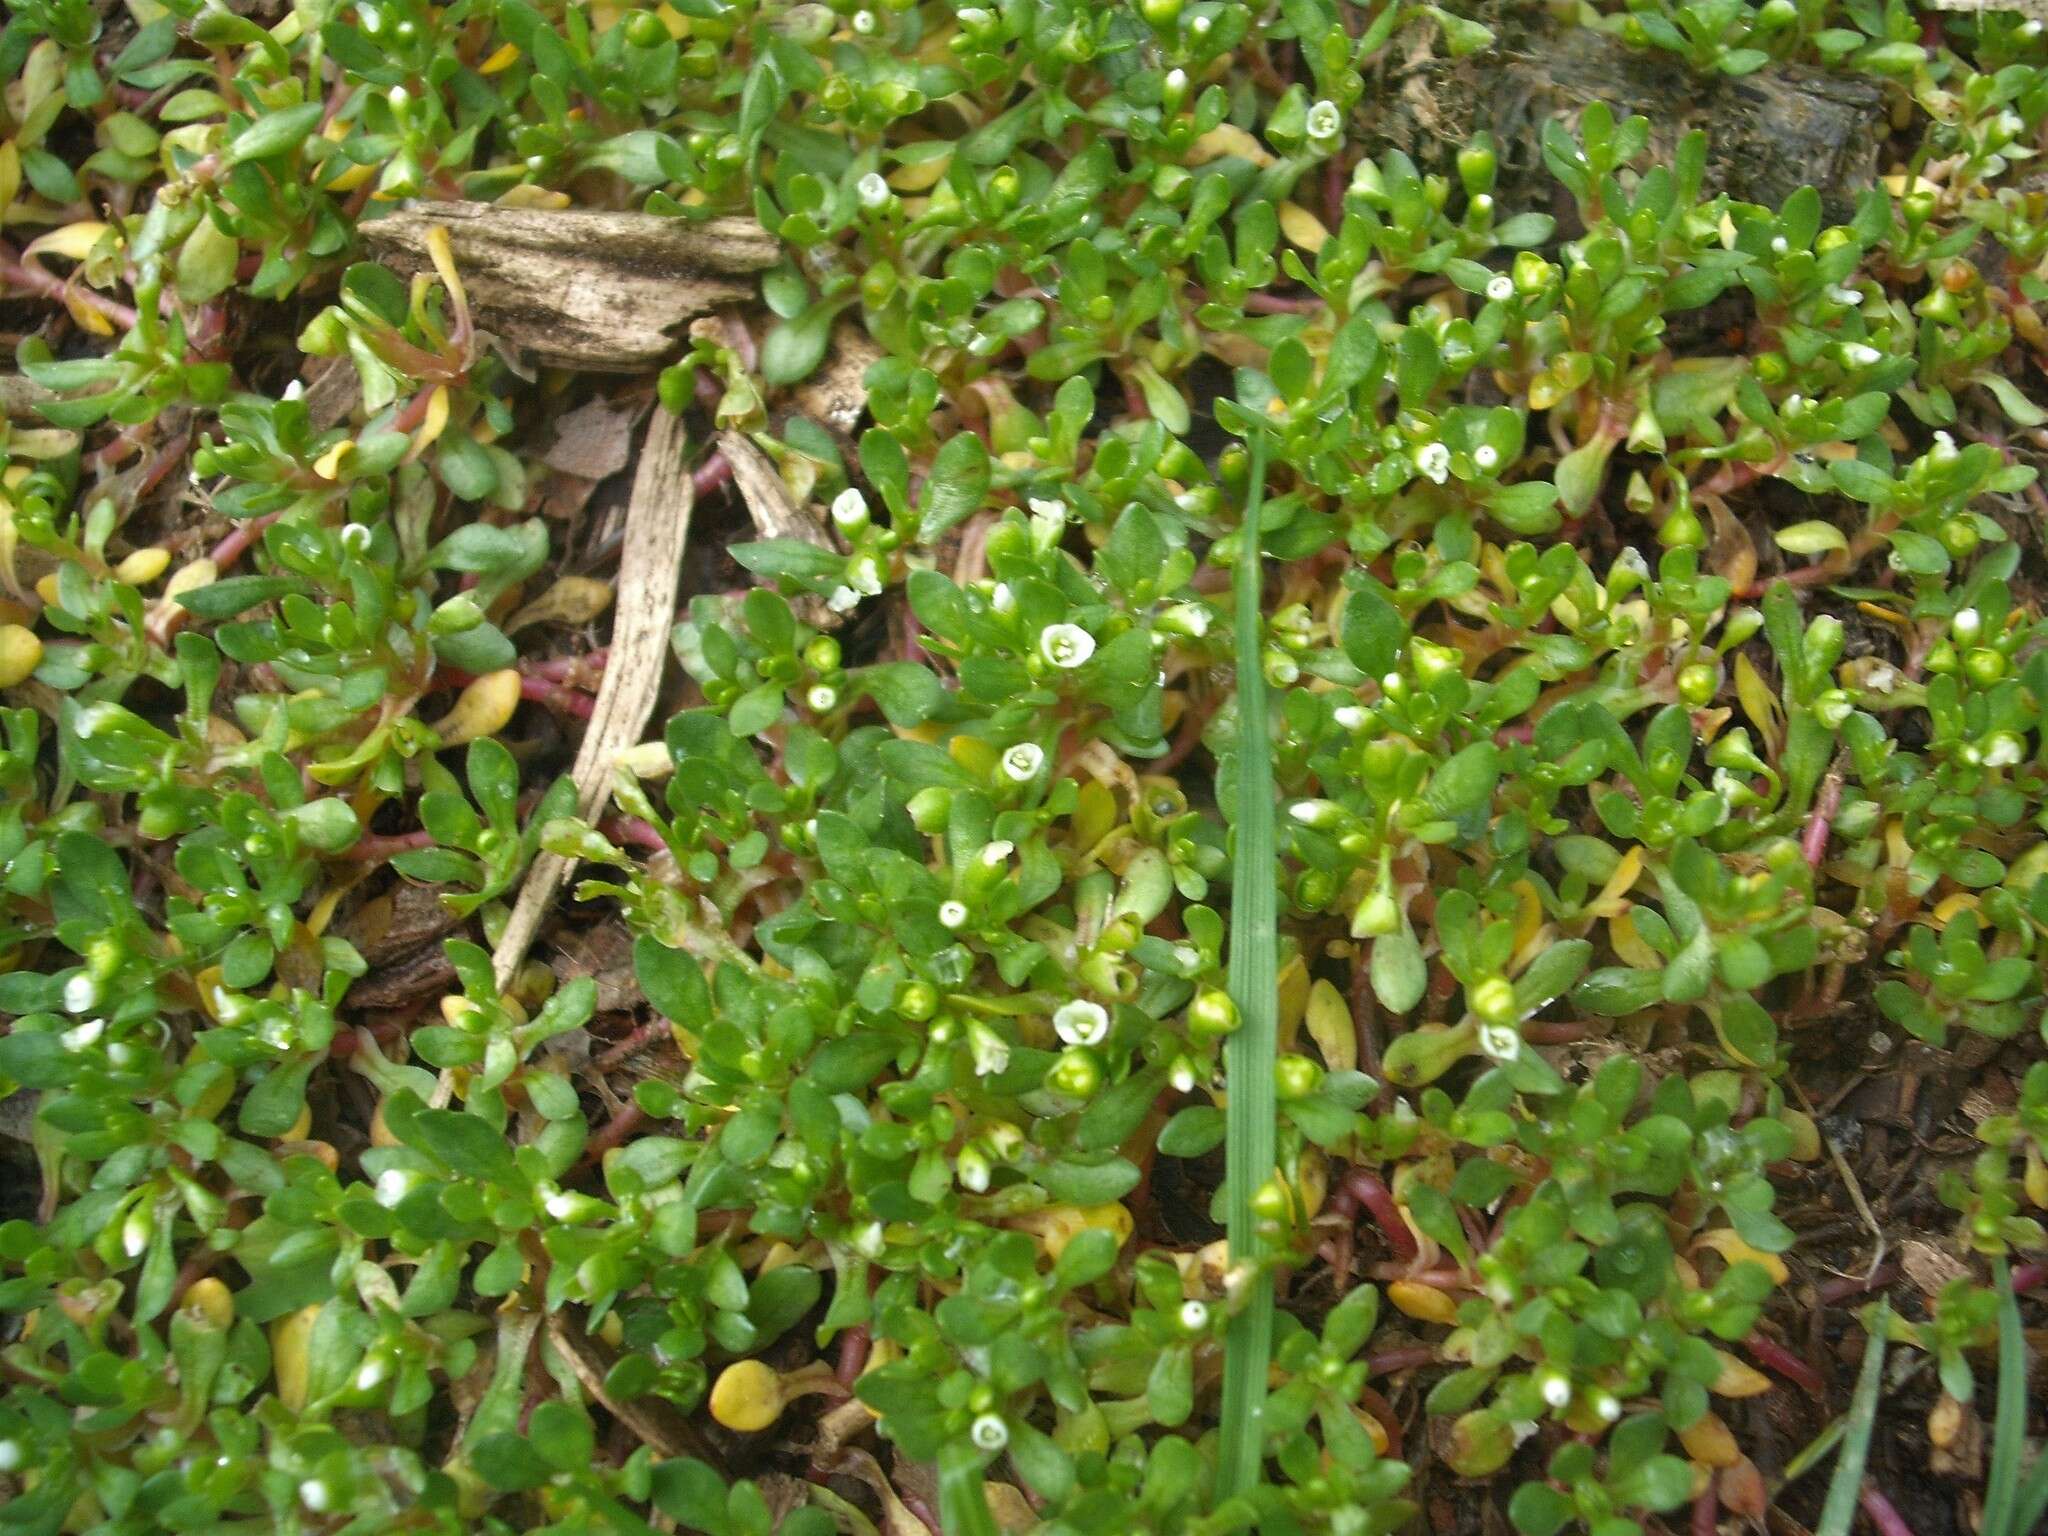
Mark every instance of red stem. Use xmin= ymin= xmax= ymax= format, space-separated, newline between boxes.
xmin=1802 ymin=770 xmax=1844 ymax=870
xmin=1817 ymin=1265 xmax=1898 ymax=1306
xmin=835 ymin=1324 xmax=871 ymax=1387
xmin=341 ymin=828 xmax=434 ymax=862
xmin=1859 ymin=1485 xmax=1918 ymax=1536
xmin=1342 ymin=1169 xmax=1419 ymax=1259
xmin=210 ymin=512 xmax=283 ymax=572
xmin=0 ymin=241 xmax=142 ymax=331
xmin=1691 ymin=1483 xmax=1717 ymax=1536
xmin=1365 ymin=1346 xmax=1437 ymax=1376
xmin=1745 ymin=1332 xmax=1826 ymax=1398
xmin=692 ymin=451 xmax=731 ymax=500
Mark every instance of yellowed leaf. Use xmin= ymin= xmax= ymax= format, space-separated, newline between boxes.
xmin=1278 ymin=200 xmax=1329 ymax=253
xmin=24 ymin=221 xmax=113 ymax=263
xmin=505 ymin=575 xmax=614 ymax=633
xmin=1304 ymin=978 xmax=1355 ymax=1074
xmin=1188 ymin=124 xmax=1275 ymax=167
xmin=1733 ymin=653 xmax=1783 ymax=759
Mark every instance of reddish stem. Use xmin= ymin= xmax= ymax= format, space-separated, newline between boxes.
xmin=1342 ymin=1169 xmax=1419 ymax=1260
xmin=210 ymin=512 xmax=283 ymax=572
xmin=1691 ymin=1483 xmax=1717 ymax=1536
xmin=579 ymin=1101 xmax=647 ymax=1168
xmin=0 ymin=241 xmax=142 ymax=331
xmin=1365 ymin=1346 xmax=1437 ymax=1376
xmin=1356 ymin=1385 xmax=1402 ymax=1458
xmin=525 ymin=650 xmax=608 ymax=682
xmin=341 ymin=828 xmax=434 ymax=862
xmin=1817 ymin=1265 xmax=1898 ymax=1306
xmin=835 ymin=1324 xmax=872 ymax=1387
xmin=1859 ymin=1485 xmax=1918 ymax=1536
xmin=1745 ymin=1332 xmax=1826 ymax=1398
xmin=1802 ymin=770 xmax=1844 ymax=870
xmin=1244 ymin=291 xmax=1324 ymax=314
xmin=692 ymin=451 xmax=732 ymax=500
xmin=593 ymin=1020 xmax=672 ymax=1073
xmin=598 ymin=816 xmax=667 ymax=852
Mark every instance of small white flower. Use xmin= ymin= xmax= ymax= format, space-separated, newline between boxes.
xmin=806 ymin=684 xmax=839 ymax=712
xmin=939 ymin=900 xmax=970 ymax=929
xmin=1770 ymin=235 xmax=1789 ymax=255
xmin=1415 ymin=442 xmax=1450 ymax=484
xmin=1039 ymin=623 xmax=1096 ymax=669
xmin=830 ymin=487 xmax=869 ymax=529
xmin=979 ymin=839 xmax=1014 ymax=866
xmin=1593 ymin=1393 xmax=1622 ymax=1423
xmin=1933 ymin=430 xmax=1958 ymax=459
xmin=525 ymin=153 xmax=545 ymax=173
xmin=387 ymin=84 xmax=410 ymax=111
xmin=1305 ymin=99 xmax=1342 ymax=141
xmin=282 ymin=379 xmax=305 ymax=402
xmin=849 ymin=556 xmax=884 ymax=597
xmin=1179 ymin=1300 xmax=1211 ymax=1332
xmin=1027 ymin=496 xmax=1065 ymax=518
xmin=1160 ymin=601 xmax=1210 ymax=637
xmin=1616 ymin=546 xmax=1650 ymax=578
xmin=969 ymin=1414 xmax=1010 ymax=1452
xmin=63 ymin=973 xmax=98 ymax=1014
xmin=1984 ymin=733 xmax=2026 ymax=768
xmin=1473 ymin=444 xmax=1499 ymax=471
xmin=1826 ymin=284 xmax=1864 ymax=306
xmin=1000 ymin=742 xmax=1045 ymax=782
xmin=852 ymin=8 xmax=877 ymax=31
xmin=990 ymin=581 xmax=1016 ymax=613
xmin=1289 ymin=799 xmax=1342 ymax=828
xmin=958 ymin=1146 xmax=992 ymax=1190
xmin=544 ymin=1191 xmax=580 ymax=1220
xmin=1165 ymin=66 xmax=1188 ymax=96
xmin=355 ymin=1357 xmax=387 ymax=1392
xmin=1471 ymin=193 xmax=1494 ymax=215
xmin=1332 ymin=704 xmax=1367 ymax=731
xmin=1843 ymin=342 xmax=1882 ymax=367
xmin=1169 ymin=1057 xmax=1197 ymax=1093
xmin=1539 ymin=1371 xmax=1571 ymax=1410
xmin=957 ymin=6 xmax=992 ymax=25
xmin=1053 ymin=1000 xmax=1110 ymax=1046
xmin=1478 ymin=1021 xmax=1521 ymax=1061
xmin=1486 ymin=274 xmax=1514 ymax=302
xmin=300 ymin=1480 xmax=332 ymax=1513
xmin=967 ymin=1023 xmax=1009 ymax=1078
xmin=1865 ymin=664 xmax=1899 ymax=694
xmin=852 ymin=1220 xmax=887 ymax=1259
xmin=0 ymin=1440 xmax=21 ymax=1473
xmin=341 ymin=522 xmax=373 ymax=551
xmin=857 ymin=172 xmax=891 ymax=210
xmin=1953 ymin=607 xmax=1982 ymax=642
xmin=358 ymin=2 xmax=381 ymax=32
xmin=827 ymin=585 xmax=860 ymax=613
xmin=121 ymin=1209 xmax=150 ymax=1259
xmin=2024 ymin=19 xmax=2042 ymax=37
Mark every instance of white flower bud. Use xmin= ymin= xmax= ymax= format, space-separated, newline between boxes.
xmin=1040 ymin=623 xmax=1096 ymax=668
xmin=1473 ymin=444 xmax=1499 ymax=470
xmin=969 ymin=1413 xmax=1009 ymax=1451
xmin=830 ymin=487 xmax=870 ymax=530
xmin=967 ymin=1022 xmax=1009 ymax=1078
xmin=1415 ymin=442 xmax=1450 ymax=484
xmin=1539 ymin=1370 xmax=1571 ymax=1409
xmin=1001 ymin=742 xmax=1045 ymax=782
xmin=857 ymin=172 xmax=891 ymax=210
xmin=806 ymin=685 xmax=839 ymax=712
xmin=1053 ymin=1000 xmax=1110 ymax=1046
xmin=939 ymin=900 xmax=970 ymax=929
xmin=827 ymin=585 xmax=861 ymax=613
xmin=1179 ymin=1299 xmax=1210 ymax=1331
xmin=300 ymin=1481 xmax=332 ymax=1513
xmin=63 ymin=974 xmax=98 ymax=1014
xmin=1486 ymin=274 xmax=1514 ymax=302
xmin=1305 ymin=99 xmax=1342 ymax=142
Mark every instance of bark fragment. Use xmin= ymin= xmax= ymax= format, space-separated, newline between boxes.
xmin=363 ymin=202 xmax=778 ymax=372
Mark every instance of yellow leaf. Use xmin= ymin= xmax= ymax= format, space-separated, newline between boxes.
xmin=1609 ymin=911 xmax=1661 ymax=970
xmin=404 ymin=386 xmax=450 ymax=461
xmin=433 ymin=669 xmax=522 ymax=745
xmin=1586 ymin=845 xmax=1644 ymax=919
xmin=1277 ymin=953 xmax=1310 ymax=1050
xmin=312 ymin=439 xmax=352 ymax=480
xmin=1709 ymin=1349 xmax=1773 ymax=1398
xmin=888 ymin=154 xmax=952 ymax=192
xmin=1691 ymin=1228 xmax=1789 ymax=1286
xmin=0 ymin=141 xmax=20 ymax=215
xmin=1733 ymin=653 xmax=1783 ymax=760
xmin=1277 ymin=200 xmax=1329 ymax=253
xmin=493 ymin=184 xmax=573 ymax=210
xmin=505 ymin=575 xmax=614 ymax=633
xmin=1304 ymin=978 xmax=1356 ymax=1074
xmin=66 ymin=297 xmax=116 ymax=337
xmin=24 ymin=221 xmax=113 ymax=263
xmin=1772 ymin=520 xmax=1847 ymax=556
xmin=423 ymin=225 xmax=467 ymax=316
xmin=1188 ymin=124 xmax=1275 ymax=167
xmin=479 ymin=41 xmax=522 ymax=74
xmin=1387 ymin=1279 xmax=1460 ymax=1325
xmin=1679 ymin=1411 xmax=1739 ymax=1467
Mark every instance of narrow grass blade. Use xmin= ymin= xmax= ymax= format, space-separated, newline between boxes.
xmin=1815 ymin=1299 xmax=1889 ymax=1536
xmin=1983 ymin=1259 xmax=2025 ymax=1536
xmin=1217 ymin=430 xmax=1277 ymax=1502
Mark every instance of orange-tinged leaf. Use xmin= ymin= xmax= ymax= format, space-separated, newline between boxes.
xmin=1733 ymin=653 xmax=1783 ymax=759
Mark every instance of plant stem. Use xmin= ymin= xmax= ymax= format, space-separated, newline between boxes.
xmin=1217 ymin=431 xmax=1276 ymax=1502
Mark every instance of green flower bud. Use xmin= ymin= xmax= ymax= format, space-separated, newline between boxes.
xmin=1469 ymin=976 xmax=1517 ymax=1027
xmin=1046 ymin=1045 xmax=1104 ymax=1098
xmin=1188 ymin=987 xmax=1240 ymax=1039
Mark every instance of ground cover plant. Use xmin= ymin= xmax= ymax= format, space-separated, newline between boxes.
xmin=3 ymin=0 xmax=2048 ymax=1532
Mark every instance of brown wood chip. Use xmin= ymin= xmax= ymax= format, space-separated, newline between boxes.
xmin=363 ymin=202 xmax=777 ymax=372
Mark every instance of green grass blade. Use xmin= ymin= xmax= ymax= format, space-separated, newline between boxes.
xmin=1217 ymin=431 xmax=1277 ymax=1502
xmin=1815 ymin=1300 xmax=1889 ymax=1536
xmin=1984 ymin=1259 xmax=2026 ymax=1536
xmin=2010 ymin=1450 xmax=2048 ymax=1536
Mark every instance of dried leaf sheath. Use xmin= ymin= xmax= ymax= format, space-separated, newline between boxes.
xmin=490 ymin=409 xmax=693 ymax=991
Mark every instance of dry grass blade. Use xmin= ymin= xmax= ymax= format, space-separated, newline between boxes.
xmin=717 ymin=429 xmax=839 ymax=628
xmin=489 ymin=408 xmax=694 ymax=992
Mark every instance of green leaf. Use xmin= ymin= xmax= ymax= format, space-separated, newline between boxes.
xmin=915 ymin=432 xmax=990 ymax=543
xmin=1371 ymin=930 xmax=1428 ymax=1014
xmin=225 ymin=103 xmax=324 ymax=164
xmin=1815 ymin=1299 xmax=1889 ymax=1536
